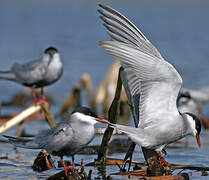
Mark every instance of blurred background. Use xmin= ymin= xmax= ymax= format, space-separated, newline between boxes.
xmin=0 ymin=1 xmax=209 ymax=179
xmin=0 ymin=1 xmax=209 ymax=107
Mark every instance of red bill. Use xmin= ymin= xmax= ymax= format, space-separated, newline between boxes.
xmin=96 ymin=118 xmax=110 ymax=124
xmin=196 ymin=134 xmax=201 ymax=148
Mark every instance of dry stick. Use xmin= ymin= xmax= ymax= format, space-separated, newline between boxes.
xmin=97 ymin=67 xmax=122 ymax=161
xmin=59 ymin=85 xmax=81 ymax=117
xmin=86 ymin=158 xmax=146 ymax=167
xmin=0 ymin=102 xmax=56 ymax=135
xmin=59 ymin=73 xmax=96 ymax=117
xmin=170 ymin=164 xmax=209 ymax=171
xmin=39 ymin=102 xmax=56 ymax=128
xmin=87 ymin=157 xmax=209 ymax=172
xmin=0 ymin=104 xmax=41 ymax=134
xmin=81 ymin=73 xmax=97 ymax=112
xmin=17 ymin=121 xmax=24 ymax=137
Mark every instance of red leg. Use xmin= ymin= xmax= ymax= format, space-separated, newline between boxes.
xmin=158 ymin=152 xmax=170 ymax=167
xmin=60 ymin=157 xmax=80 ymax=178
xmin=32 ymin=90 xmax=38 ymax=104
xmin=61 ymin=159 xmax=73 ymax=176
xmin=40 ymin=88 xmax=46 ymax=100
xmin=162 ymin=149 xmax=167 ymax=156
xmin=61 ymin=159 xmax=69 ymax=175
xmin=71 ymin=156 xmax=80 ymax=177
xmin=40 ymin=88 xmax=50 ymax=107
xmin=32 ymin=88 xmax=50 ymax=107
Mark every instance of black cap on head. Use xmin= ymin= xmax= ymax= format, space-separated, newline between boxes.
xmin=177 ymin=91 xmax=191 ymax=106
xmin=72 ymin=106 xmax=98 ymax=118
xmin=186 ymin=112 xmax=201 ymax=135
xmin=181 ymin=91 xmax=191 ymax=99
xmin=44 ymin=47 xmax=58 ymax=55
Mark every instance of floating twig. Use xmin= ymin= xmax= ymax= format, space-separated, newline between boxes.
xmin=170 ymin=164 xmax=209 ymax=171
xmin=86 ymin=158 xmax=146 ymax=167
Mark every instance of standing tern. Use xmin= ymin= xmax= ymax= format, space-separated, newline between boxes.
xmin=0 ymin=47 xmax=63 ymax=104
xmin=98 ymin=4 xmax=201 ymax=165
xmin=3 ymin=106 xmax=109 ymax=175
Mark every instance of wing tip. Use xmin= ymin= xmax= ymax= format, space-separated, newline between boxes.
xmin=98 ymin=4 xmax=109 ymax=10
xmin=98 ymin=41 xmax=106 ymax=47
xmin=2 ymin=135 xmax=14 ymax=139
xmin=98 ymin=40 xmax=114 ymax=48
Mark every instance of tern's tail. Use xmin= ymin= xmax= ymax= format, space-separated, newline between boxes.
xmin=110 ymin=123 xmax=143 ymax=146
xmin=110 ymin=123 xmax=136 ymax=135
xmin=3 ymin=135 xmax=40 ymax=149
xmin=0 ymin=70 xmax=17 ymax=82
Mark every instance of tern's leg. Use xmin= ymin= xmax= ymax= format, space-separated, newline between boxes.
xmin=60 ymin=156 xmax=80 ymax=178
xmin=162 ymin=149 xmax=167 ymax=156
xmin=69 ymin=156 xmax=81 ymax=176
xmin=40 ymin=88 xmax=47 ymax=101
xmin=33 ymin=88 xmax=50 ymax=107
xmin=158 ymin=152 xmax=170 ymax=167
xmin=32 ymin=90 xmax=38 ymax=104
xmin=40 ymin=88 xmax=50 ymax=106
xmin=60 ymin=156 xmax=74 ymax=176
xmin=71 ymin=156 xmax=75 ymax=168
xmin=123 ymin=142 xmax=136 ymax=171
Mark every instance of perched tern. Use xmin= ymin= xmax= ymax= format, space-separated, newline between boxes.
xmin=180 ymin=87 xmax=209 ymax=103
xmin=0 ymin=47 xmax=63 ymax=104
xmin=98 ymin=4 xmax=201 ymax=164
xmin=177 ymin=91 xmax=199 ymax=116
xmin=3 ymin=106 xmax=109 ymax=175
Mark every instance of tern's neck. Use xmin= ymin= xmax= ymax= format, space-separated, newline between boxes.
xmin=43 ymin=53 xmax=61 ymax=64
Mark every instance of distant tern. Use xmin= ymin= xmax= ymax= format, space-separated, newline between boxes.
xmin=180 ymin=87 xmax=209 ymax=103
xmin=3 ymin=106 xmax=109 ymax=175
xmin=98 ymin=4 xmax=201 ymax=164
xmin=177 ymin=90 xmax=199 ymax=116
xmin=0 ymin=47 xmax=63 ymax=104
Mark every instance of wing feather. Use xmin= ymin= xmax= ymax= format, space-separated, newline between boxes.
xmin=98 ymin=4 xmax=162 ymax=59
xmin=99 ymin=4 xmax=182 ymax=127
xmin=12 ymin=59 xmax=47 ymax=85
xmin=35 ymin=122 xmax=73 ymax=153
xmin=99 ymin=41 xmax=182 ymax=127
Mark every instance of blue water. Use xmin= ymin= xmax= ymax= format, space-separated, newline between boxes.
xmin=0 ymin=1 xmax=209 ymax=179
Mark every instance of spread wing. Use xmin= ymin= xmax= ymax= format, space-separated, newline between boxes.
xmin=98 ymin=4 xmax=163 ymax=60
xmin=99 ymin=4 xmax=182 ymax=128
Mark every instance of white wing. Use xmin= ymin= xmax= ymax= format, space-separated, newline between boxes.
xmin=98 ymin=4 xmax=164 ymax=126
xmin=99 ymin=5 xmax=182 ymax=128
xmin=98 ymin=4 xmax=163 ymax=60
